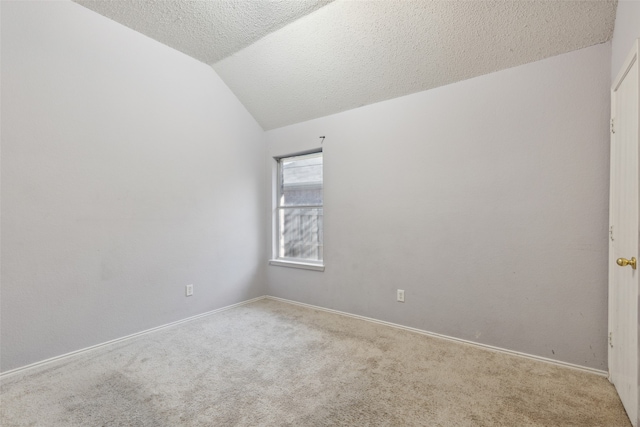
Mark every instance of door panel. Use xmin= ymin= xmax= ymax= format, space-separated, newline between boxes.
xmin=610 ymin=40 xmax=640 ymax=427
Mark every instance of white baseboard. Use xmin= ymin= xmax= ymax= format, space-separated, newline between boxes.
xmin=1 ymin=294 xmax=608 ymax=380
xmin=0 ymin=296 xmax=267 ymax=379
xmin=265 ymin=296 xmax=609 ymax=378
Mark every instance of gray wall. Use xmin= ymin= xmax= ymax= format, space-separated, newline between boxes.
xmin=611 ymin=0 xmax=640 ymax=82
xmin=1 ymin=1 xmax=267 ymax=372
xmin=265 ymin=43 xmax=611 ymax=370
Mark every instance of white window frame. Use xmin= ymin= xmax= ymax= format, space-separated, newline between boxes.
xmin=269 ymin=149 xmax=324 ymax=272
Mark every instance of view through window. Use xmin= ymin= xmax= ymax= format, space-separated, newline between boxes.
xmin=276 ymin=151 xmax=323 ymax=263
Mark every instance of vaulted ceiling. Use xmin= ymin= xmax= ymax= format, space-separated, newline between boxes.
xmin=74 ymin=0 xmax=617 ymax=130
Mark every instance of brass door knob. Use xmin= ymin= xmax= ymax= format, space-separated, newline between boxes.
xmin=616 ymin=257 xmax=637 ymax=270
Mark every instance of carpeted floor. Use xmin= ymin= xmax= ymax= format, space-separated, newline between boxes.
xmin=0 ymin=298 xmax=631 ymax=426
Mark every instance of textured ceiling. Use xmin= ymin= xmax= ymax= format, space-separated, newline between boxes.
xmin=74 ymin=0 xmax=617 ymax=130
xmin=73 ymin=0 xmax=333 ymax=64
xmin=214 ymin=0 xmax=617 ymax=129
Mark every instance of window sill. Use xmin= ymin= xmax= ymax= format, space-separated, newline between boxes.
xmin=268 ymin=259 xmax=325 ymax=272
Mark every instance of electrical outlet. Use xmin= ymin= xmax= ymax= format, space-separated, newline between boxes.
xmin=186 ymin=284 xmax=193 ymax=297
xmin=397 ymin=289 xmax=405 ymax=302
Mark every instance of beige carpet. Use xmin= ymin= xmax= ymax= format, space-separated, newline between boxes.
xmin=0 ymin=298 xmax=631 ymax=426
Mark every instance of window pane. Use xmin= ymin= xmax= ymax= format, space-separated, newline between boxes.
xmin=278 ymin=208 xmax=323 ymax=261
xmin=281 ymin=153 xmax=323 ymax=206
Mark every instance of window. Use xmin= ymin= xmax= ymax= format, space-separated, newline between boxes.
xmin=273 ymin=151 xmax=323 ymax=269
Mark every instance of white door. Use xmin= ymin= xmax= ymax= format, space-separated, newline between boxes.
xmin=609 ymin=39 xmax=640 ymax=427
